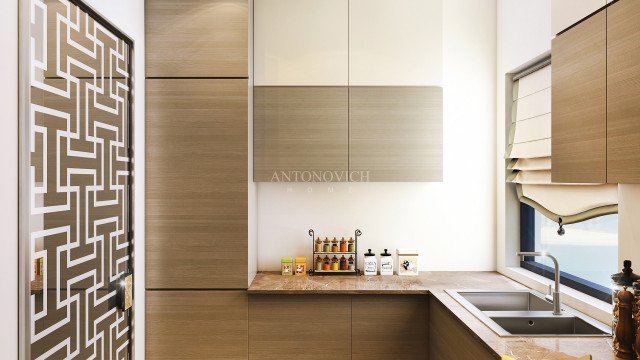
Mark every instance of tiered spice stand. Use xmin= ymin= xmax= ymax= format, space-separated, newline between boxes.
xmin=308 ymin=229 xmax=361 ymax=276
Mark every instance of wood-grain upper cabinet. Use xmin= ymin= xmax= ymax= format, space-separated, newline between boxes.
xmin=146 ymin=79 xmax=248 ymax=289
xmin=607 ymin=0 xmax=640 ymax=183
xmin=147 ymin=291 xmax=248 ymax=360
xmin=551 ymin=10 xmax=607 ymax=183
xmin=146 ymin=0 xmax=248 ymax=78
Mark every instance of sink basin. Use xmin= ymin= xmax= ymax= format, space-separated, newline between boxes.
xmin=446 ymin=290 xmax=611 ymax=337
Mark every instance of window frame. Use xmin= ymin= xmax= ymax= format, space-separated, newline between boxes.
xmin=519 ymin=202 xmax=613 ymax=303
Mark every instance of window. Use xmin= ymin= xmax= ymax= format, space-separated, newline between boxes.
xmin=520 ymin=203 xmax=617 ymax=303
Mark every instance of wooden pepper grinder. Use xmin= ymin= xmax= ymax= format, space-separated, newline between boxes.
xmin=635 ymin=282 xmax=640 ymax=359
xmin=615 ymin=287 xmax=635 ymax=360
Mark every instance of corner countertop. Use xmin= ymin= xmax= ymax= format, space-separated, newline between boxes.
xmin=248 ymin=271 xmax=614 ymax=360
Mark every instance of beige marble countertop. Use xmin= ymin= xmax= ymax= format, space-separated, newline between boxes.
xmin=248 ymin=271 xmax=615 ymax=360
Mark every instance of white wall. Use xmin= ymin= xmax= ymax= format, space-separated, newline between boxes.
xmin=256 ymin=0 xmax=497 ymax=272
xmin=82 ymin=1 xmax=145 ymax=358
xmin=1 ymin=0 xmax=18 ymax=357
xmin=618 ymin=185 xmax=640 ymax=269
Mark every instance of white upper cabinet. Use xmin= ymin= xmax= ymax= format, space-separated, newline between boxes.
xmin=551 ymin=0 xmax=606 ymax=35
xmin=348 ymin=0 xmax=442 ymax=86
xmin=254 ymin=0 xmax=348 ymax=86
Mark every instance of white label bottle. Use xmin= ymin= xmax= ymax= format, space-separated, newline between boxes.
xmin=380 ymin=249 xmax=393 ymax=275
xmin=364 ymin=249 xmax=377 ymax=276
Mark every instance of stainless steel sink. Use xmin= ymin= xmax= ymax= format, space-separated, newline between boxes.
xmin=446 ymin=290 xmax=611 ymax=337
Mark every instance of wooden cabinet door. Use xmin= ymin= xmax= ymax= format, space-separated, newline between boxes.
xmin=351 ymin=296 xmax=429 ymax=360
xmin=146 ymin=0 xmax=248 ymax=77
xmin=551 ymin=10 xmax=607 ymax=183
xmin=146 ymin=291 xmax=248 ymax=360
xmin=607 ymin=0 xmax=640 ymax=183
xmin=348 ymin=86 xmax=443 ymax=182
xmin=248 ymin=295 xmax=351 ymax=359
xmin=146 ymin=79 xmax=248 ymax=289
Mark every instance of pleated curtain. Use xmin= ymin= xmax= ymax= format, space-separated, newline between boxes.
xmin=506 ymin=63 xmax=618 ymax=225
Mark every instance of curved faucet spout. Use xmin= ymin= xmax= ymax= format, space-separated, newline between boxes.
xmin=516 ymin=251 xmax=562 ymax=315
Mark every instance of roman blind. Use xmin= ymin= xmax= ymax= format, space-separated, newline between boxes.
xmin=506 ymin=61 xmax=618 ymax=225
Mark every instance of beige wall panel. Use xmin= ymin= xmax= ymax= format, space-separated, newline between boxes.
xmin=146 ymin=79 xmax=248 ymax=288
xmin=607 ymin=0 xmax=640 ymax=183
xmin=349 ymin=86 xmax=443 ymax=182
xmin=349 ymin=0 xmax=442 ymax=86
xmin=253 ymin=0 xmax=348 ymax=86
xmin=146 ymin=291 xmax=248 ymax=360
xmin=248 ymin=295 xmax=351 ymax=359
xmin=551 ymin=11 xmax=607 ymax=184
xmin=253 ymin=86 xmax=349 ymax=181
xmin=146 ymin=0 xmax=248 ymax=77
xmin=352 ymin=295 xmax=429 ymax=360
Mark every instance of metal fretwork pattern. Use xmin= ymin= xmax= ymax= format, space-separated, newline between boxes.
xmin=28 ymin=0 xmax=132 ymax=358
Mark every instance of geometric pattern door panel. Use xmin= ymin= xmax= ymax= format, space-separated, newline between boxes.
xmin=27 ymin=0 xmax=133 ymax=358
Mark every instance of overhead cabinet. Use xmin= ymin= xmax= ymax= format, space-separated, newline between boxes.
xmin=552 ymin=0 xmax=640 ymax=184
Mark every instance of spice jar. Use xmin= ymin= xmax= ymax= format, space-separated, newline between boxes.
xmin=295 ymin=257 xmax=307 ymax=276
xmin=339 ymin=255 xmax=348 ymax=270
xmin=322 ymin=255 xmax=331 ymax=271
xmin=331 ymin=237 xmax=339 ymax=253
xmin=348 ymin=237 xmax=355 ymax=253
xmin=364 ymin=249 xmax=377 ymax=276
xmin=339 ymin=237 xmax=347 ymax=252
xmin=380 ymin=249 xmax=393 ymax=276
xmin=323 ymin=238 xmax=331 ymax=252
xmin=331 ymin=255 xmax=339 ymax=271
xmin=315 ymin=237 xmax=322 ymax=252
xmin=315 ymin=255 xmax=323 ymax=271
xmin=348 ymin=255 xmax=355 ymax=271
xmin=281 ymin=256 xmax=293 ymax=276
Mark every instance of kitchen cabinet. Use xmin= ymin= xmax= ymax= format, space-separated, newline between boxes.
xmin=146 ymin=79 xmax=248 ymax=288
xmin=253 ymin=87 xmax=349 ymax=182
xmin=253 ymin=0 xmax=348 ymax=86
xmin=146 ymin=0 xmax=248 ymax=77
xmin=606 ymin=0 xmax=640 ymax=183
xmin=349 ymin=86 xmax=443 ymax=182
xmin=248 ymin=295 xmax=352 ymax=360
xmin=146 ymin=291 xmax=249 ymax=360
xmin=351 ymin=296 xmax=429 ymax=360
xmin=551 ymin=10 xmax=607 ymax=184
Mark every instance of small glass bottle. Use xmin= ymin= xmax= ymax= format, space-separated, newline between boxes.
xmin=347 ymin=237 xmax=355 ymax=253
xmin=348 ymin=255 xmax=355 ymax=271
xmin=315 ymin=237 xmax=322 ymax=252
xmin=315 ymin=255 xmax=323 ymax=271
xmin=331 ymin=255 xmax=339 ymax=270
xmin=322 ymin=255 xmax=331 ymax=271
xmin=339 ymin=237 xmax=347 ymax=252
xmin=364 ymin=249 xmax=377 ymax=276
xmin=339 ymin=255 xmax=348 ymax=270
xmin=323 ymin=238 xmax=331 ymax=252
xmin=331 ymin=237 xmax=339 ymax=253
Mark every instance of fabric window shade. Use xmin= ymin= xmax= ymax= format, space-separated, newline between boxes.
xmin=506 ymin=63 xmax=617 ymax=224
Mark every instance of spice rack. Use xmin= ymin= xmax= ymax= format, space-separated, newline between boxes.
xmin=308 ymin=229 xmax=361 ymax=276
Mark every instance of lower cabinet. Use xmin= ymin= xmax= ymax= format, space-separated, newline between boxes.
xmin=146 ymin=291 xmax=249 ymax=360
xmin=429 ymin=298 xmax=495 ymax=360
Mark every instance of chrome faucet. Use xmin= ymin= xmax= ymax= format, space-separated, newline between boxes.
xmin=516 ymin=251 xmax=562 ymax=315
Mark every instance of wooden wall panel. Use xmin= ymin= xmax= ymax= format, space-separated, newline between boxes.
xmin=248 ymin=295 xmax=351 ymax=359
xmin=253 ymin=86 xmax=349 ymax=181
xmin=606 ymin=0 xmax=640 ymax=183
xmin=551 ymin=10 xmax=607 ymax=183
xmin=349 ymin=86 xmax=443 ymax=182
xmin=146 ymin=79 xmax=248 ymax=289
xmin=429 ymin=299 xmax=495 ymax=360
xmin=145 ymin=0 xmax=248 ymax=77
xmin=352 ymin=295 xmax=429 ymax=360
xmin=146 ymin=291 xmax=248 ymax=360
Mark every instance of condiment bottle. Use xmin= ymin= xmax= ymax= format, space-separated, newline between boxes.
xmin=635 ymin=282 xmax=640 ymax=360
xmin=348 ymin=237 xmax=355 ymax=252
xmin=339 ymin=237 xmax=347 ymax=252
xmin=315 ymin=255 xmax=323 ymax=271
xmin=380 ymin=249 xmax=393 ymax=275
xmin=331 ymin=255 xmax=339 ymax=271
xmin=612 ymin=260 xmax=640 ymax=347
xmin=315 ymin=237 xmax=322 ymax=252
xmin=322 ymin=255 xmax=331 ymax=271
xmin=323 ymin=238 xmax=331 ymax=252
xmin=364 ymin=249 xmax=377 ymax=276
xmin=348 ymin=255 xmax=355 ymax=270
xmin=339 ymin=255 xmax=347 ymax=270
xmin=331 ymin=237 xmax=339 ymax=253
xmin=614 ymin=288 xmax=635 ymax=359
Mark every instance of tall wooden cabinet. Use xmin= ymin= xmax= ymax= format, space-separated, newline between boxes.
xmin=551 ymin=0 xmax=640 ymax=184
